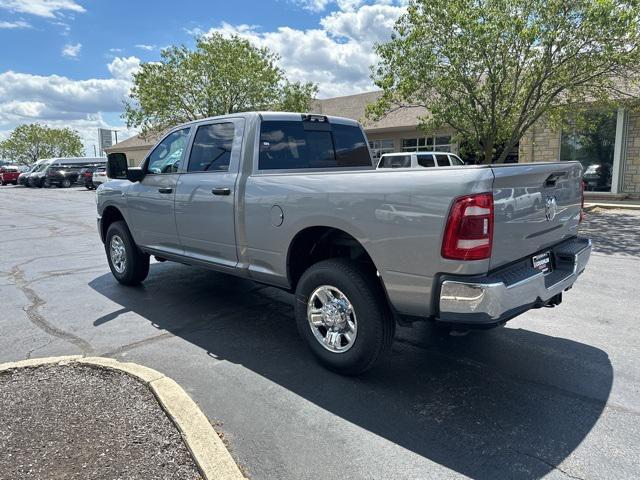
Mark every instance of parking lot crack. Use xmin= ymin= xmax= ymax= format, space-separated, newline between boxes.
xmin=509 ymin=448 xmax=585 ymax=480
xmin=9 ymin=265 xmax=94 ymax=356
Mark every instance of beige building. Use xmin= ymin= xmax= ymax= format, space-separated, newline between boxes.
xmin=106 ymin=91 xmax=640 ymax=198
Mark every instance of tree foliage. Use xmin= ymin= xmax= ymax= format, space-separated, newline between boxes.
xmin=125 ymin=34 xmax=318 ymax=133
xmin=0 ymin=124 xmax=83 ymax=165
xmin=369 ymin=0 xmax=640 ymax=163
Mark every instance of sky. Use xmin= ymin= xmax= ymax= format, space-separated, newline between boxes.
xmin=0 ymin=0 xmax=406 ymax=155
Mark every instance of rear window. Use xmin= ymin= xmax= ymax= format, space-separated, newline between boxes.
xmin=435 ymin=154 xmax=450 ymax=166
xmin=258 ymin=120 xmax=371 ymax=170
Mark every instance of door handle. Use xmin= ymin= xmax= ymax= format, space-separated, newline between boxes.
xmin=211 ymin=187 xmax=231 ymax=196
xmin=158 ymin=187 xmax=173 ymax=194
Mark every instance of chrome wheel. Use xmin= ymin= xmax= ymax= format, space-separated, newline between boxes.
xmin=109 ymin=235 xmax=126 ymax=274
xmin=307 ymin=285 xmax=357 ymax=353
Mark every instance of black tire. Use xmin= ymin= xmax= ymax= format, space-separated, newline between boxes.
xmin=61 ymin=178 xmax=71 ymax=188
xmin=294 ymin=258 xmax=395 ymax=375
xmin=105 ymin=220 xmax=150 ymax=286
xmin=12 ymin=181 xmax=17 ymax=185
xmin=1 ymin=181 xmax=5 ymax=186
xmin=43 ymin=178 xmax=51 ymax=188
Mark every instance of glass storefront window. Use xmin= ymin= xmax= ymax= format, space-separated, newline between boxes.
xmin=561 ymin=111 xmax=616 ymax=192
xmin=402 ymin=135 xmax=453 ymax=153
xmin=369 ymin=139 xmax=395 ymax=160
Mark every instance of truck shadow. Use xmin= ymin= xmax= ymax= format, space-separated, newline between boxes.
xmin=89 ymin=264 xmax=612 ymax=480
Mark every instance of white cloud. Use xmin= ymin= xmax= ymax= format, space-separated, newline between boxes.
xmin=62 ymin=42 xmax=81 ymax=58
xmin=0 ymin=0 xmax=85 ymax=18
xmin=206 ymin=2 xmax=404 ymax=97
xmin=107 ymin=56 xmax=141 ymax=80
xmin=294 ymin=0 xmax=332 ymax=11
xmin=0 ymin=57 xmax=140 ymax=155
xmin=109 ymin=47 xmax=123 ymax=53
xmin=135 ymin=44 xmax=156 ymax=51
xmin=0 ymin=19 xmax=30 ymax=28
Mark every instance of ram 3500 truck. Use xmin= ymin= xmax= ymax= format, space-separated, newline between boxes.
xmin=97 ymin=112 xmax=591 ymax=374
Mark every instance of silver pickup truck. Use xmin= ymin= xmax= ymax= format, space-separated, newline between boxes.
xmin=98 ymin=112 xmax=591 ymax=374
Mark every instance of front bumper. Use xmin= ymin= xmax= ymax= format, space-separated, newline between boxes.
xmin=437 ymin=237 xmax=591 ymax=325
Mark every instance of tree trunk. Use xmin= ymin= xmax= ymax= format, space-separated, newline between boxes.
xmin=483 ymin=140 xmax=494 ymax=164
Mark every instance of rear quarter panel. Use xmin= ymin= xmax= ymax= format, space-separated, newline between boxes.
xmin=242 ymin=167 xmax=494 ymax=317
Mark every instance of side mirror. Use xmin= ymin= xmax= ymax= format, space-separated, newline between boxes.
xmin=106 ymin=153 xmax=129 ymax=179
xmin=126 ymin=167 xmax=144 ymax=183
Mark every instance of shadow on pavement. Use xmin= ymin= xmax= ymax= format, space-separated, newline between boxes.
xmin=90 ymin=264 xmax=612 ymax=480
xmin=580 ymin=210 xmax=640 ymax=256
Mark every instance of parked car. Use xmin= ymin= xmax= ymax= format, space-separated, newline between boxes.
xmin=377 ymin=151 xmax=464 ymax=169
xmin=0 ymin=165 xmax=20 ymax=185
xmin=91 ymin=167 xmax=108 ymax=187
xmin=29 ymin=157 xmax=105 ymax=188
xmin=42 ymin=165 xmax=81 ymax=188
xmin=583 ymin=163 xmax=611 ymax=191
xmin=18 ymin=159 xmax=49 ymax=186
xmin=97 ymin=112 xmax=591 ymax=374
xmin=78 ymin=165 xmax=103 ymax=189
xmin=26 ymin=160 xmax=53 ymax=187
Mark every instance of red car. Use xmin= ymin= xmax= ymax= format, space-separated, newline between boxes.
xmin=0 ymin=165 xmax=20 ymax=185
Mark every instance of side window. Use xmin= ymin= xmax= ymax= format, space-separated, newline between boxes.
xmin=258 ymin=120 xmax=371 ymax=170
xmin=147 ymin=128 xmax=190 ymax=174
xmin=435 ymin=154 xmax=451 ymax=166
xmin=187 ymin=123 xmax=235 ymax=172
xmin=449 ymin=155 xmax=464 ymax=165
xmin=416 ymin=153 xmax=435 ymax=167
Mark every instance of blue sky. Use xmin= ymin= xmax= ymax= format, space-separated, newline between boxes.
xmin=0 ymin=0 xmax=405 ymax=154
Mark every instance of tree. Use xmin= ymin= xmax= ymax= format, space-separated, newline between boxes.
xmin=0 ymin=124 xmax=83 ymax=165
xmin=124 ymin=34 xmax=318 ymax=134
xmin=369 ymin=0 xmax=640 ymax=163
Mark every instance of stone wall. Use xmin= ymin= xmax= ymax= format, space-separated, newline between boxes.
xmin=519 ymin=118 xmax=561 ymax=163
xmin=622 ymin=111 xmax=640 ymax=195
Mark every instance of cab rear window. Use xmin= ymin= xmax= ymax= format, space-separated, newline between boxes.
xmin=259 ymin=120 xmax=372 ymax=170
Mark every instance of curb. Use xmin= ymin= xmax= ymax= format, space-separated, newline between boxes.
xmin=0 ymin=356 xmax=246 ymax=480
xmin=584 ymin=202 xmax=640 ymax=211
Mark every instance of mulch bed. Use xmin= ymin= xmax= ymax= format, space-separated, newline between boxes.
xmin=0 ymin=364 xmax=202 ymax=480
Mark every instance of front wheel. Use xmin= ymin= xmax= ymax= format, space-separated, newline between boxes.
xmin=61 ymin=178 xmax=72 ymax=188
xmin=295 ymin=258 xmax=395 ymax=375
xmin=105 ymin=220 xmax=150 ymax=285
xmin=43 ymin=178 xmax=51 ymax=188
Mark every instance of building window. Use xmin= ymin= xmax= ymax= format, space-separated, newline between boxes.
xmin=402 ymin=135 xmax=452 ymax=153
xmin=368 ymin=139 xmax=395 ymax=160
xmin=561 ymin=111 xmax=616 ymax=192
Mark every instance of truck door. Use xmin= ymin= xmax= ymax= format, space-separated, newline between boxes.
xmin=174 ymin=118 xmax=245 ymax=267
xmin=127 ymin=127 xmax=191 ymax=255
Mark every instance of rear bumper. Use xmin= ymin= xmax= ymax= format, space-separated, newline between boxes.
xmin=437 ymin=237 xmax=591 ymax=325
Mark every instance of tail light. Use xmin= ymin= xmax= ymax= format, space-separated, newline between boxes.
xmin=579 ymin=180 xmax=585 ymax=223
xmin=442 ymin=193 xmax=494 ymax=260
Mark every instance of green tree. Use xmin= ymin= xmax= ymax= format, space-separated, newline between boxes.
xmin=125 ymin=34 xmax=318 ymax=133
xmin=0 ymin=124 xmax=83 ymax=165
xmin=369 ymin=0 xmax=640 ymax=163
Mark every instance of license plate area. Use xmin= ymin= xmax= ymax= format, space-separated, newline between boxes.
xmin=532 ymin=251 xmax=553 ymax=274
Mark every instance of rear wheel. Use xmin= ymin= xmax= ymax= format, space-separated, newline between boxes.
xmin=43 ymin=178 xmax=51 ymax=188
xmin=61 ymin=178 xmax=72 ymax=188
xmin=295 ymin=258 xmax=395 ymax=375
xmin=105 ymin=220 xmax=149 ymax=285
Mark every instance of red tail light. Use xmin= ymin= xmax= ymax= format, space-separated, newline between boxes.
xmin=579 ymin=180 xmax=585 ymax=223
xmin=442 ymin=193 xmax=494 ymax=260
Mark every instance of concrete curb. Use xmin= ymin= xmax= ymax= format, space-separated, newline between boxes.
xmin=0 ymin=356 xmax=246 ymax=480
xmin=584 ymin=202 xmax=640 ymax=211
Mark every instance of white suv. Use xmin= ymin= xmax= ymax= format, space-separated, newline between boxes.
xmin=377 ymin=151 xmax=464 ymax=169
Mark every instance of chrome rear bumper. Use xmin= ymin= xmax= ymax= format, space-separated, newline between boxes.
xmin=438 ymin=237 xmax=591 ymax=324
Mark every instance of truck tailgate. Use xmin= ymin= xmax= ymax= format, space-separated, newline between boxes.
xmin=490 ymin=162 xmax=582 ymax=270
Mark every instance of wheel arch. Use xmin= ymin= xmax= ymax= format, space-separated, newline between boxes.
xmin=100 ymin=205 xmax=126 ymax=243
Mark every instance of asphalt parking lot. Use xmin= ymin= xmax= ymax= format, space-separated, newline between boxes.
xmin=1 ymin=185 xmax=639 ymax=480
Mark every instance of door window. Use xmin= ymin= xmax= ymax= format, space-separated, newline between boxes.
xmin=187 ymin=123 xmax=235 ymax=172
xmin=147 ymin=128 xmax=190 ymax=174
xmin=416 ymin=153 xmax=435 ymax=167
xmin=435 ymin=154 xmax=451 ymax=166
